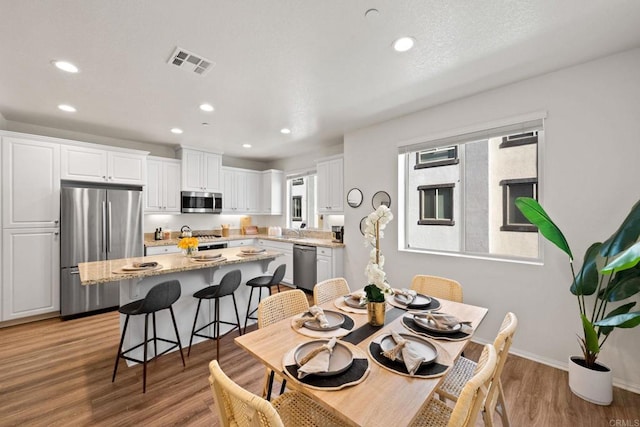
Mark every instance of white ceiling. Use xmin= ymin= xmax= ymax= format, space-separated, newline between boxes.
xmin=1 ymin=1 xmax=639 ymax=161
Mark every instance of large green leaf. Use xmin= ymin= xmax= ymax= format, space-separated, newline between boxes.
xmin=594 ymin=311 xmax=640 ymax=328
xmin=606 ymin=276 xmax=640 ymax=302
xmin=570 ymin=243 xmax=601 ymax=296
xmin=598 ymin=302 xmax=636 ymax=335
xmin=581 ymin=314 xmax=600 ymax=354
xmin=600 ymin=199 xmax=640 ymax=258
xmin=515 ymin=197 xmax=573 ymax=260
xmin=601 ymin=241 xmax=640 ymax=273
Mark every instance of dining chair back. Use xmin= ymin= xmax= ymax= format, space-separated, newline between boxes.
xmin=410 ymin=344 xmax=497 ymax=427
xmin=313 ymin=277 xmax=351 ymax=306
xmin=437 ymin=312 xmax=518 ymax=427
xmin=410 ymin=275 xmax=463 ymax=302
xmin=208 ymin=360 xmax=348 ymax=427
xmin=449 ymin=344 xmax=497 ymax=426
xmin=258 ymin=289 xmax=309 ymax=328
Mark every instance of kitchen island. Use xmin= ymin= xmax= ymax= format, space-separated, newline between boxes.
xmin=79 ymin=247 xmax=282 ymax=363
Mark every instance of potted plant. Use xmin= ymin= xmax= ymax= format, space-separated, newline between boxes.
xmin=515 ymin=197 xmax=640 ymax=405
xmin=363 ymin=205 xmax=393 ymax=325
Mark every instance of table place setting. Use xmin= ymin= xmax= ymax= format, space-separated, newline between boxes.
xmin=401 ymin=312 xmax=474 ymax=341
xmin=368 ymin=330 xmax=454 ymax=378
xmin=386 ymin=288 xmax=442 ymax=312
xmin=291 ymin=305 xmax=355 ymax=338
xmin=282 ymin=338 xmax=370 ymax=390
xmin=236 ymin=247 xmax=266 ymax=257
xmin=189 ymin=253 xmax=227 ymax=263
xmin=113 ymin=261 xmax=163 ymax=274
xmin=333 ymin=291 xmax=393 ymax=314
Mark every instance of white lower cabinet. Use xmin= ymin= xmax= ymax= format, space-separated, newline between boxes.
xmin=227 ymin=239 xmax=256 ymax=248
xmin=316 ymin=246 xmax=344 ymax=284
xmin=2 ymin=228 xmax=60 ymax=320
xmin=144 ymin=245 xmax=181 ymax=256
xmin=257 ymin=239 xmax=294 ymax=285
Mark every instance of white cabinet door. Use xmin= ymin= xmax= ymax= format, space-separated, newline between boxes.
xmin=203 ymin=152 xmax=222 ymax=192
xmin=316 ymin=253 xmax=332 ymax=284
xmin=145 ymin=157 xmax=181 ymax=213
xmin=164 ymin=160 xmax=181 ymax=212
xmin=317 ymin=157 xmax=344 ymax=213
xmin=61 ymin=145 xmax=146 ymax=185
xmin=108 ymin=152 xmax=146 ymax=185
xmin=2 ymin=228 xmax=60 ymax=320
xmin=257 ymin=239 xmax=294 ymax=285
xmin=61 ymin=145 xmax=108 ymax=183
xmin=261 ymin=170 xmax=283 ymax=215
xmin=245 ymin=171 xmax=261 ymax=212
xmin=2 ymin=137 xmax=60 ymax=228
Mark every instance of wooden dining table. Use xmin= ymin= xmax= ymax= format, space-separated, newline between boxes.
xmin=234 ymin=296 xmax=488 ymax=427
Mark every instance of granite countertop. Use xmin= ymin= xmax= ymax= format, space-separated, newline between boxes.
xmin=78 ymin=246 xmax=281 ymax=285
xmin=144 ymin=233 xmax=345 ymax=249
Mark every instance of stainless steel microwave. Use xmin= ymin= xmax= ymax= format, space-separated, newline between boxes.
xmin=181 ymin=191 xmax=222 ymax=213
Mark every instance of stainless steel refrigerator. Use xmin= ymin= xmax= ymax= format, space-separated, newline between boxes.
xmin=60 ymin=183 xmax=143 ymax=317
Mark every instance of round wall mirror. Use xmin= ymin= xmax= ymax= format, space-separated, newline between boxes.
xmin=347 ymin=188 xmax=363 ymax=208
xmin=372 ymin=191 xmax=391 ymax=209
xmin=359 ymin=216 xmax=368 ymax=235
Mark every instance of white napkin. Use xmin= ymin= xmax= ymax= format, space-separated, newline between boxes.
xmin=393 ymin=288 xmax=417 ymax=305
xmin=381 ymin=331 xmax=426 ymax=375
xmin=297 ymin=337 xmax=337 ymax=378
xmin=347 ymin=291 xmax=367 ymax=307
xmin=293 ymin=305 xmax=330 ymax=329
xmin=418 ymin=312 xmax=474 ymax=333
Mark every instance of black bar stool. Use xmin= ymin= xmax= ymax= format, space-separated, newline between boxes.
xmin=243 ymin=264 xmax=286 ymax=332
xmin=112 ymin=280 xmax=185 ymax=393
xmin=188 ymin=269 xmax=243 ymax=359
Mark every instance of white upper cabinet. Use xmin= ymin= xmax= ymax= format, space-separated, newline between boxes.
xmin=317 ymin=156 xmax=344 ymax=213
xmin=145 ymin=157 xmax=181 ymax=213
xmin=177 ymin=147 xmax=222 ymax=192
xmin=2 ymin=137 xmax=60 ymax=228
xmin=222 ymin=167 xmax=261 ymax=213
xmin=61 ymin=144 xmax=146 ymax=185
xmin=261 ymin=170 xmax=283 ymax=215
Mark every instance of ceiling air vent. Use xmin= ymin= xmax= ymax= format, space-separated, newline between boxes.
xmin=167 ymin=47 xmax=214 ymax=76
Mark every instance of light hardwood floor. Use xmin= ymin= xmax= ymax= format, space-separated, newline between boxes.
xmin=1 ymin=299 xmax=639 ymax=426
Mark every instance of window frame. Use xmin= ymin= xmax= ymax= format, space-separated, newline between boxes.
xmin=417 ymin=183 xmax=455 ymax=226
xmin=500 ymin=178 xmax=538 ymax=232
xmin=414 ymin=146 xmax=459 ymax=169
xmin=499 ymin=131 xmax=538 ymax=148
xmin=291 ymin=195 xmax=303 ymax=221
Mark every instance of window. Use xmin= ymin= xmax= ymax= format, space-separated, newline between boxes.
xmin=291 ymin=196 xmax=302 ymax=221
xmin=500 ymin=179 xmax=537 ymax=232
xmin=418 ymin=184 xmax=455 ymax=225
xmin=398 ymin=114 xmax=544 ymax=261
xmin=415 ymin=146 xmax=458 ymax=169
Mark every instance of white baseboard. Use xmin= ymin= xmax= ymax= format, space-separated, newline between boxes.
xmin=470 ymin=338 xmax=640 ymax=394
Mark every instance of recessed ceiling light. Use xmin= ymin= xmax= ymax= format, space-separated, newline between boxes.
xmin=52 ymin=60 xmax=79 ymax=73
xmin=242 ymin=144 xmax=252 ymax=148
xmin=200 ymin=103 xmax=214 ymax=112
xmin=171 ymin=128 xmax=183 ymax=134
xmin=280 ymin=128 xmax=291 ymax=134
xmin=58 ymin=104 xmax=76 ymax=113
xmin=393 ymin=37 xmax=415 ymax=52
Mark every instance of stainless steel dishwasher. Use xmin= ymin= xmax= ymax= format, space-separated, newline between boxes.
xmin=293 ymin=244 xmax=317 ymax=292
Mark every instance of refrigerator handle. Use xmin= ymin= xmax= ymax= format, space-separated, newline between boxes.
xmin=102 ymin=201 xmax=108 ymax=255
xmin=107 ymin=201 xmax=113 ymax=254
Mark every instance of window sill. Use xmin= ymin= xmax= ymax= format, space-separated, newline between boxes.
xmin=418 ymin=219 xmax=455 ymax=226
xmin=500 ymin=225 xmax=537 ymax=232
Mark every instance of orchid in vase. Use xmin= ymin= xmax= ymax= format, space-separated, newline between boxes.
xmin=364 ymin=204 xmax=394 ymax=302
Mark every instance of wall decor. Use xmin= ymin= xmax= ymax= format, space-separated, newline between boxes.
xmin=347 ymin=188 xmax=363 ymax=208
xmin=372 ymin=191 xmax=391 ymax=209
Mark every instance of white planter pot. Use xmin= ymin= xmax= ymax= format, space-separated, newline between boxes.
xmin=568 ymin=356 xmax=613 ymax=405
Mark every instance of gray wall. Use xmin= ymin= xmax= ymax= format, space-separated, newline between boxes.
xmin=343 ymin=48 xmax=640 ymax=391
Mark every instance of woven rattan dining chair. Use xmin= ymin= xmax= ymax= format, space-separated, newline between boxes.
xmin=437 ymin=312 xmax=518 ymax=426
xmin=313 ymin=277 xmax=351 ymax=306
xmin=409 ymin=344 xmax=497 ymax=427
xmin=209 ymin=360 xmax=347 ymax=427
xmin=257 ymin=289 xmax=309 ymax=400
xmin=410 ymin=275 xmax=464 ymax=302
